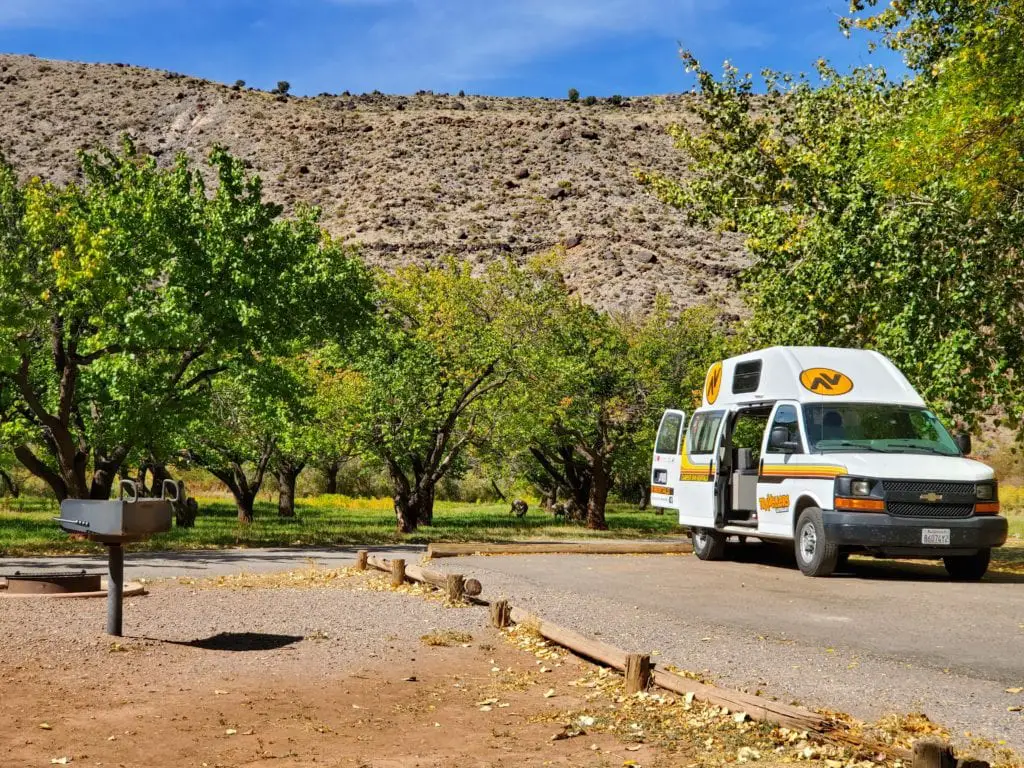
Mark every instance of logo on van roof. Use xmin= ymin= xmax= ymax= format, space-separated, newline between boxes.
xmin=705 ymin=362 xmax=723 ymax=404
xmin=800 ymin=368 xmax=854 ymax=396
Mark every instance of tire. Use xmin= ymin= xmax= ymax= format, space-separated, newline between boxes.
xmin=692 ymin=528 xmax=727 ymax=561
xmin=943 ymin=549 xmax=991 ymax=581
xmin=794 ymin=508 xmax=839 ymax=577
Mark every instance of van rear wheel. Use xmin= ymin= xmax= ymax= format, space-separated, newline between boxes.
xmin=943 ymin=549 xmax=990 ymax=581
xmin=692 ymin=528 xmax=727 ymax=561
xmin=795 ymin=508 xmax=839 ymax=577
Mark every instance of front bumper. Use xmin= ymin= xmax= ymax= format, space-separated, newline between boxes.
xmin=822 ymin=510 xmax=1008 ymax=554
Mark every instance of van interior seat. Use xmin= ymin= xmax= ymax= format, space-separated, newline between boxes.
xmin=733 ymin=448 xmax=757 ymax=474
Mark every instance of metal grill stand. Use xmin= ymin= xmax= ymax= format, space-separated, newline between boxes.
xmin=55 ymin=480 xmax=176 ymax=636
xmin=107 ymin=544 xmax=124 ymax=636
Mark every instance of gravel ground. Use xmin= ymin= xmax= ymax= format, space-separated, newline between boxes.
xmin=426 ymin=552 xmax=1024 ymax=751
xmin=0 ymin=575 xmax=481 ymax=682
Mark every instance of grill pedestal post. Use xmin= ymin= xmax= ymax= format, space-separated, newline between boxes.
xmin=106 ymin=544 xmax=124 ymax=636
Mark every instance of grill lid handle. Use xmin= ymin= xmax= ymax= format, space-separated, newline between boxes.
xmin=161 ymin=479 xmax=181 ymax=502
xmin=119 ymin=479 xmax=139 ymax=503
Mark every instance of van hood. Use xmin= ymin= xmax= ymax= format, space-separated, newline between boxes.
xmin=822 ymin=453 xmax=994 ymax=482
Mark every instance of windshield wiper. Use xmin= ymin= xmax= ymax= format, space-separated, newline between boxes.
xmin=883 ymin=442 xmax=955 ymax=456
xmin=817 ymin=441 xmax=888 ymax=453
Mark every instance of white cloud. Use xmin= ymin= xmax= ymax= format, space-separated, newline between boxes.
xmin=315 ymin=0 xmax=765 ymax=91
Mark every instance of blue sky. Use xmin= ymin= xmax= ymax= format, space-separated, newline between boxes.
xmin=0 ymin=1 xmax=902 ymax=96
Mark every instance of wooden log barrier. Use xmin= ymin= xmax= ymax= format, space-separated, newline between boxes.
xmin=490 ymin=599 xmax=511 ymax=629
xmin=913 ymin=740 xmax=957 ymax=768
xmin=355 ymin=550 xmax=368 ymax=571
xmin=625 ymin=653 xmax=651 ymax=694
xmin=365 ymin=555 xmax=482 ymax=599
xmin=390 ymin=558 xmax=406 ymax=588
xmin=507 ymin=605 xmax=832 ymax=733
xmin=428 ymin=541 xmax=692 ymax=559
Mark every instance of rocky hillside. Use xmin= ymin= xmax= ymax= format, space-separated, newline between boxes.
xmin=0 ymin=54 xmax=747 ymax=314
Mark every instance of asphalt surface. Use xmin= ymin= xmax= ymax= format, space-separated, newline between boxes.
xmin=4 ymin=542 xmax=1023 ymax=748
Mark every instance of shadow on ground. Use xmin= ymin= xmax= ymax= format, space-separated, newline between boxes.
xmin=161 ymin=632 xmax=304 ymax=652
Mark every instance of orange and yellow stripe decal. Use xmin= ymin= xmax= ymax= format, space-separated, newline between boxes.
xmin=679 ymin=437 xmax=714 ymax=482
xmin=650 ymin=485 xmax=673 ymax=496
xmin=760 ymin=464 xmax=847 ymax=480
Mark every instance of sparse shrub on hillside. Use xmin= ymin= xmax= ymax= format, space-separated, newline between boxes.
xmin=274 ymin=80 xmax=291 ymax=95
xmin=582 ymin=95 xmax=597 ymax=106
xmin=233 ymin=79 xmax=245 ymax=90
xmin=458 ymin=89 xmax=465 ymax=97
xmin=607 ymin=94 xmax=624 ymax=106
xmin=567 ymin=87 xmax=580 ymax=103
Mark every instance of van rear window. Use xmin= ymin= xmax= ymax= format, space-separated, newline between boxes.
xmin=732 ymin=360 xmax=762 ymax=394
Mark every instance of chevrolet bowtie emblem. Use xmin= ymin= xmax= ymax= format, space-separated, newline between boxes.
xmin=919 ymin=492 xmax=943 ymax=503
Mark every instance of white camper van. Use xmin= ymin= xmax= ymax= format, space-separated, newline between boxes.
xmin=651 ymin=347 xmax=1008 ymax=579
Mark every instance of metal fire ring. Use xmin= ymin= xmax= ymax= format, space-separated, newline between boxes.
xmin=3 ymin=569 xmax=103 ymax=595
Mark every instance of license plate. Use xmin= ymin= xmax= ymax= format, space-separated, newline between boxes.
xmin=922 ymin=528 xmax=951 ymax=545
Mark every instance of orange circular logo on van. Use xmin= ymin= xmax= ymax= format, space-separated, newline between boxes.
xmin=705 ymin=362 xmax=723 ymax=404
xmin=800 ymin=368 xmax=854 ymax=396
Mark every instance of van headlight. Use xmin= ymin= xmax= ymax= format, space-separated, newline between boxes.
xmin=835 ymin=476 xmax=875 ymax=497
xmin=851 ymin=479 xmax=872 ymax=497
xmin=975 ymin=482 xmax=997 ymax=501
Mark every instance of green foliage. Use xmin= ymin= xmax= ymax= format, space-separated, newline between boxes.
xmin=607 ymin=94 xmax=625 ymax=106
xmin=568 ymin=87 xmax=580 ymax=103
xmin=582 ymin=95 xmax=598 ymax=106
xmin=639 ymin=52 xmax=1024 ymax=430
xmin=0 ymin=137 xmax=371 ymax=499
xmin=342 ymin=257 xmax=568 ymax=531
xmin=274 ymin=80 xmax=291 ymax=95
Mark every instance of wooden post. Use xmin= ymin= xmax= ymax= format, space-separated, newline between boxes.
xmin=913 ymin=739 xmax=956 ymax=768
xmin=445 ymin=573 xmax=466 ymax=603
xmin=625 ymin=653 xmax=651 ymax=694
xmin=355 ymin=550 xmax=368 ymax=571
xmin=390 ymin=558 xmax=406 ymax=588
xmin=490 ymin=600 xmax=511 ymax=629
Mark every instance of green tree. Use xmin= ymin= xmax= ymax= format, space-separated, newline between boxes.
xmin=639 ymin=53 xmax=1024 ymax=428
xmin=345 ymin=258 xmax=564 ymax=533
xmin=181 ymin=363 xmax=298 ymax=523
xmin=0 ymin=138 xmax=371 ymax=501
xmin=507 ymin=296 xmax=728 ymax=529
xmin=567 ymin=87 xmax=580 ymax=103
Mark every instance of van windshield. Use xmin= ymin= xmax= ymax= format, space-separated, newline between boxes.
xmin=801 ymin=404 xmax=960 ymax=456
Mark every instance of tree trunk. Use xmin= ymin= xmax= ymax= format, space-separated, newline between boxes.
xmin=0 ymin=468 xmax=19 ymax=498
xmin=587 ymin=457 xmax=611 ymax=531
xmin=416 ymin=482 xmax=435 ymax=526
xmin=236 ymin=492 xmax=256 ymax=524
xmin=386 ymin=460 xmax=417 ymax=533
xmin=323 ymin=460 xmax=341 ymax=495
xmin=90 ymin=446 xmax=128 ymax=500
xmin=277 ymin=461 xmax=305 ymax=518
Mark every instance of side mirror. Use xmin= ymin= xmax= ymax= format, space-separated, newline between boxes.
xmin=769 ymin=426 xmax=799 ymax=453
xmin=956 ymin=433 xmax=972 ymax=455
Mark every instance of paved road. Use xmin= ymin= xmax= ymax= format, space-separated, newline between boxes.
xmin=4 ymin=543 xmax=1023 ymax=748
xmin=426 ymin=545 xmax=1024 ymax=750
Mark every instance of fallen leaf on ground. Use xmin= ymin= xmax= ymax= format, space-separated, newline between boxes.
xmin=225 ymin=728 xmax=237 ymax=735
xmin=544 ymin=689 xmax=556 ymax=698
xmin=49 ymin=759 xmax=71 ymax=765
xmin=39 ymin=723 xmax=52 ymax=730
xmin=1007 ymin=687 xmax=1023 ymax=694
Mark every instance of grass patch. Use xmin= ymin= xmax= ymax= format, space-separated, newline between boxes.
xmin=0 ymin=494 xmax=683 ymax=557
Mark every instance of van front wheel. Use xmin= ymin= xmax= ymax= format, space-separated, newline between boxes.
xmin=943 ymin=549 xmax=990 ymax=581
xmin=795 ymin=508 xmax=838 ymax=577
xmin=692 ymin=528 xmax=727 ymax=561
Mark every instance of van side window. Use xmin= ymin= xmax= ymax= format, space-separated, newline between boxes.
xmin=655 ymin=412 xmax=684 ymax=454
xmin=768 ymin=404 xmax=802 ymax=453
xmin=688 ymin=411 xmax=724 ymax=454
xmin=732 ymin=360 xmax=762 ymax=394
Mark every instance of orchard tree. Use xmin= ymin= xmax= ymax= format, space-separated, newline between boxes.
xmin=346 ymin=258 xmax=565 ymax=533
xmin=639 ymin=51 xmax=1024 ymax=429
xmin=507 ymin=296 xmax=728 ymax=529
xmin=182 ymin=361 xmax=305 ymax=523
xmin=0 ymin=138 xmax=371 ymax=501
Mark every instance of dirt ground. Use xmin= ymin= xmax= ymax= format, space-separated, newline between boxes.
xmin=0 ymin=573 xmax=679 ymax=768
